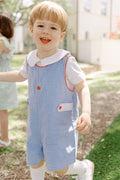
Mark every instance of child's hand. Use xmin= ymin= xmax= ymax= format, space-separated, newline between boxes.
xmin=76 ymin=112 xmax=91 ymax=134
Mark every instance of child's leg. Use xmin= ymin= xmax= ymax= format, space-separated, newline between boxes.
xmin=0 ymin=110 xmax=9 ymax=147
xmin=30 ymin=159 xmax=46 ymax=180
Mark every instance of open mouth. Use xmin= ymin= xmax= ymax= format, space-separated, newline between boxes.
xmin=40 ymin=37 xmax=51 ymax=44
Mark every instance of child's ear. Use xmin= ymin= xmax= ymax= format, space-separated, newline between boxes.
xmin=60 ymin=32 xmax=66 ymax=42
xmin=30 ymin=25 xmax=33 ymax=37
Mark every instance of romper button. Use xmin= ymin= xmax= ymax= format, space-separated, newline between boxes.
xmin=59 ymin=106 xmax=62 ymax=110
xmin=37 ymin=86 xmax=41 ymax=90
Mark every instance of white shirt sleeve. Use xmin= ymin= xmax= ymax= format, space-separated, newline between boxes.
xmin=19 ymin=55 xmax=85 ymax=84
xmin=66 ymin=56 xmax=85 ymax=86
xmin=20 ymin=59 xmax=28 ymax=79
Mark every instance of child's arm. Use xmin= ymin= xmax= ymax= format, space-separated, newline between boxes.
xmin=74 ymin=80 xmax=91 ymax=134
xmin=0 ymin=71 xmax=27 ymax=82
xmin=0 ymin=40 xmax=10 ymax=57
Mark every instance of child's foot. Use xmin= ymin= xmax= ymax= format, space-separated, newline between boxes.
xmin=0 ymin=139 xmax=11 ymax=148
xmin=78 ymin=159 xmax=94 ymax=180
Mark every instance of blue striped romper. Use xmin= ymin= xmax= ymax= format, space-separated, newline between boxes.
xmin=26 ymin=53 xmax=79 ymax=171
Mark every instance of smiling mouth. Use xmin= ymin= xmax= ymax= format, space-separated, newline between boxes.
xmin=40 ymin=38 xmax=51 ymax=44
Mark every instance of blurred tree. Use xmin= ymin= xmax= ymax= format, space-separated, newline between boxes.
xmin=0 ymin=0 xmax=33 ymax=25
xmin=0 ymin=0 xmax=5 ymax=12
xmin=0 ymin=0 xmax=71 ymax=53
xmin=0 ymin=0 xmax=70 ymax=26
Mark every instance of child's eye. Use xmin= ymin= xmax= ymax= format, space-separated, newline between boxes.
xmin=51 ymin=27 xmax=57 ymax=30
xmin=38 ymin=25 xmax=44 ymax=28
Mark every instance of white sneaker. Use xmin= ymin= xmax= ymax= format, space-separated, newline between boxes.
xmin=78 ymin=160 xmax=94 ymax=180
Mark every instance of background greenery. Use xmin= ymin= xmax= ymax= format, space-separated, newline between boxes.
xmin=0 ymin=0 xmax=70 ymax=25
xmin=87 ymin=114 xmax=120 ymax=180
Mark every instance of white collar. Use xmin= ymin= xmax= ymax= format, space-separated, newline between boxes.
xmin=27 ymin=49 xmax=70 ymax=67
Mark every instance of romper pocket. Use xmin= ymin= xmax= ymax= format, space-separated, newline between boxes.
xmin=57 ymin=103 xmax=73 ymax=112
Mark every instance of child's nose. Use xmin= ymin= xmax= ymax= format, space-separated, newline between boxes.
xmin=43 ymin=27 xmax=49 ymax=34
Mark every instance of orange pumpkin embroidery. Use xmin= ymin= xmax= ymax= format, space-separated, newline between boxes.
xmin=37 ymin=86 xmax=41 ymax=90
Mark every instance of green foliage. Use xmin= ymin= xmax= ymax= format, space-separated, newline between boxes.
xmin=0 ymin=0 xmax=70 ymax=26
xmin=11 ymin=54 xmax=26 ymax=67
xmin=87 ymin=114 xmax=120 ymax=180
xmin=88 ymin=71 xmax=120 ymax=92
xmin=0 ymin=0 xmax=31 ymax=25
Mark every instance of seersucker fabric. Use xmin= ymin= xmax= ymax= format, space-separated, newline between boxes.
xmin=0 ymin=37 xmax=18 ymax=110
xmin=26 ymin=53 xmax=79 ymax=171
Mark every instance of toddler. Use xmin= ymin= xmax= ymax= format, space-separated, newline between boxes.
xmin=0 ymin=1 xmax=94 ymax=179
xmin=0 ymin=13 xmax=18 ymax=148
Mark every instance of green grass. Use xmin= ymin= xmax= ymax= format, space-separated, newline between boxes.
xmin=11 ymin=54 xmax=26 ymax=67
xmin=0 ymin=86 xmax=28 ymax=154
xmin=87 ymin=114 xmax=120 ymax=180
xmin=88 ymin=71 xmax=120 ymax=95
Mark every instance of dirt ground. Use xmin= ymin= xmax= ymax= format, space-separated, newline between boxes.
xmin=0 ymin=68 xmax=120 ymax=180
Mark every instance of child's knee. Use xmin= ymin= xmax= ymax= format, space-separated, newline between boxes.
xmin=54 ymin=166 xmax=68 ymax=175
xmin=31 ymin=159 xmax=45 ymax=169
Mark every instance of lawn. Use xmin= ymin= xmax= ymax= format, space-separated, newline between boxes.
xmin=87 ymin=114 xmax=120 ymax=180
xmin=0 ymin=54 xmax=120 ymax=179
xmin=11 ymin=54 xmax=26 ymax=67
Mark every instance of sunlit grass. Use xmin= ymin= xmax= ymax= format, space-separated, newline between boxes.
xmin=87 ymin=114 xmax=120 ymax=180
xmin=0 ymin=87 xmax=28 ymax=154
xmin=88 ymin=71 xmax=120 ymax=92
xmin=11 ymin=54 xmax=26 ymax=67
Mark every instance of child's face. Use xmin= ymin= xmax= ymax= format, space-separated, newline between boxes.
xmin=30 ymin=19 xmax=65 ymax=53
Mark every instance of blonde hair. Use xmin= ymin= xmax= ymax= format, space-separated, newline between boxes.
xmin=29 ymin=1 xmax=68 ymax=32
